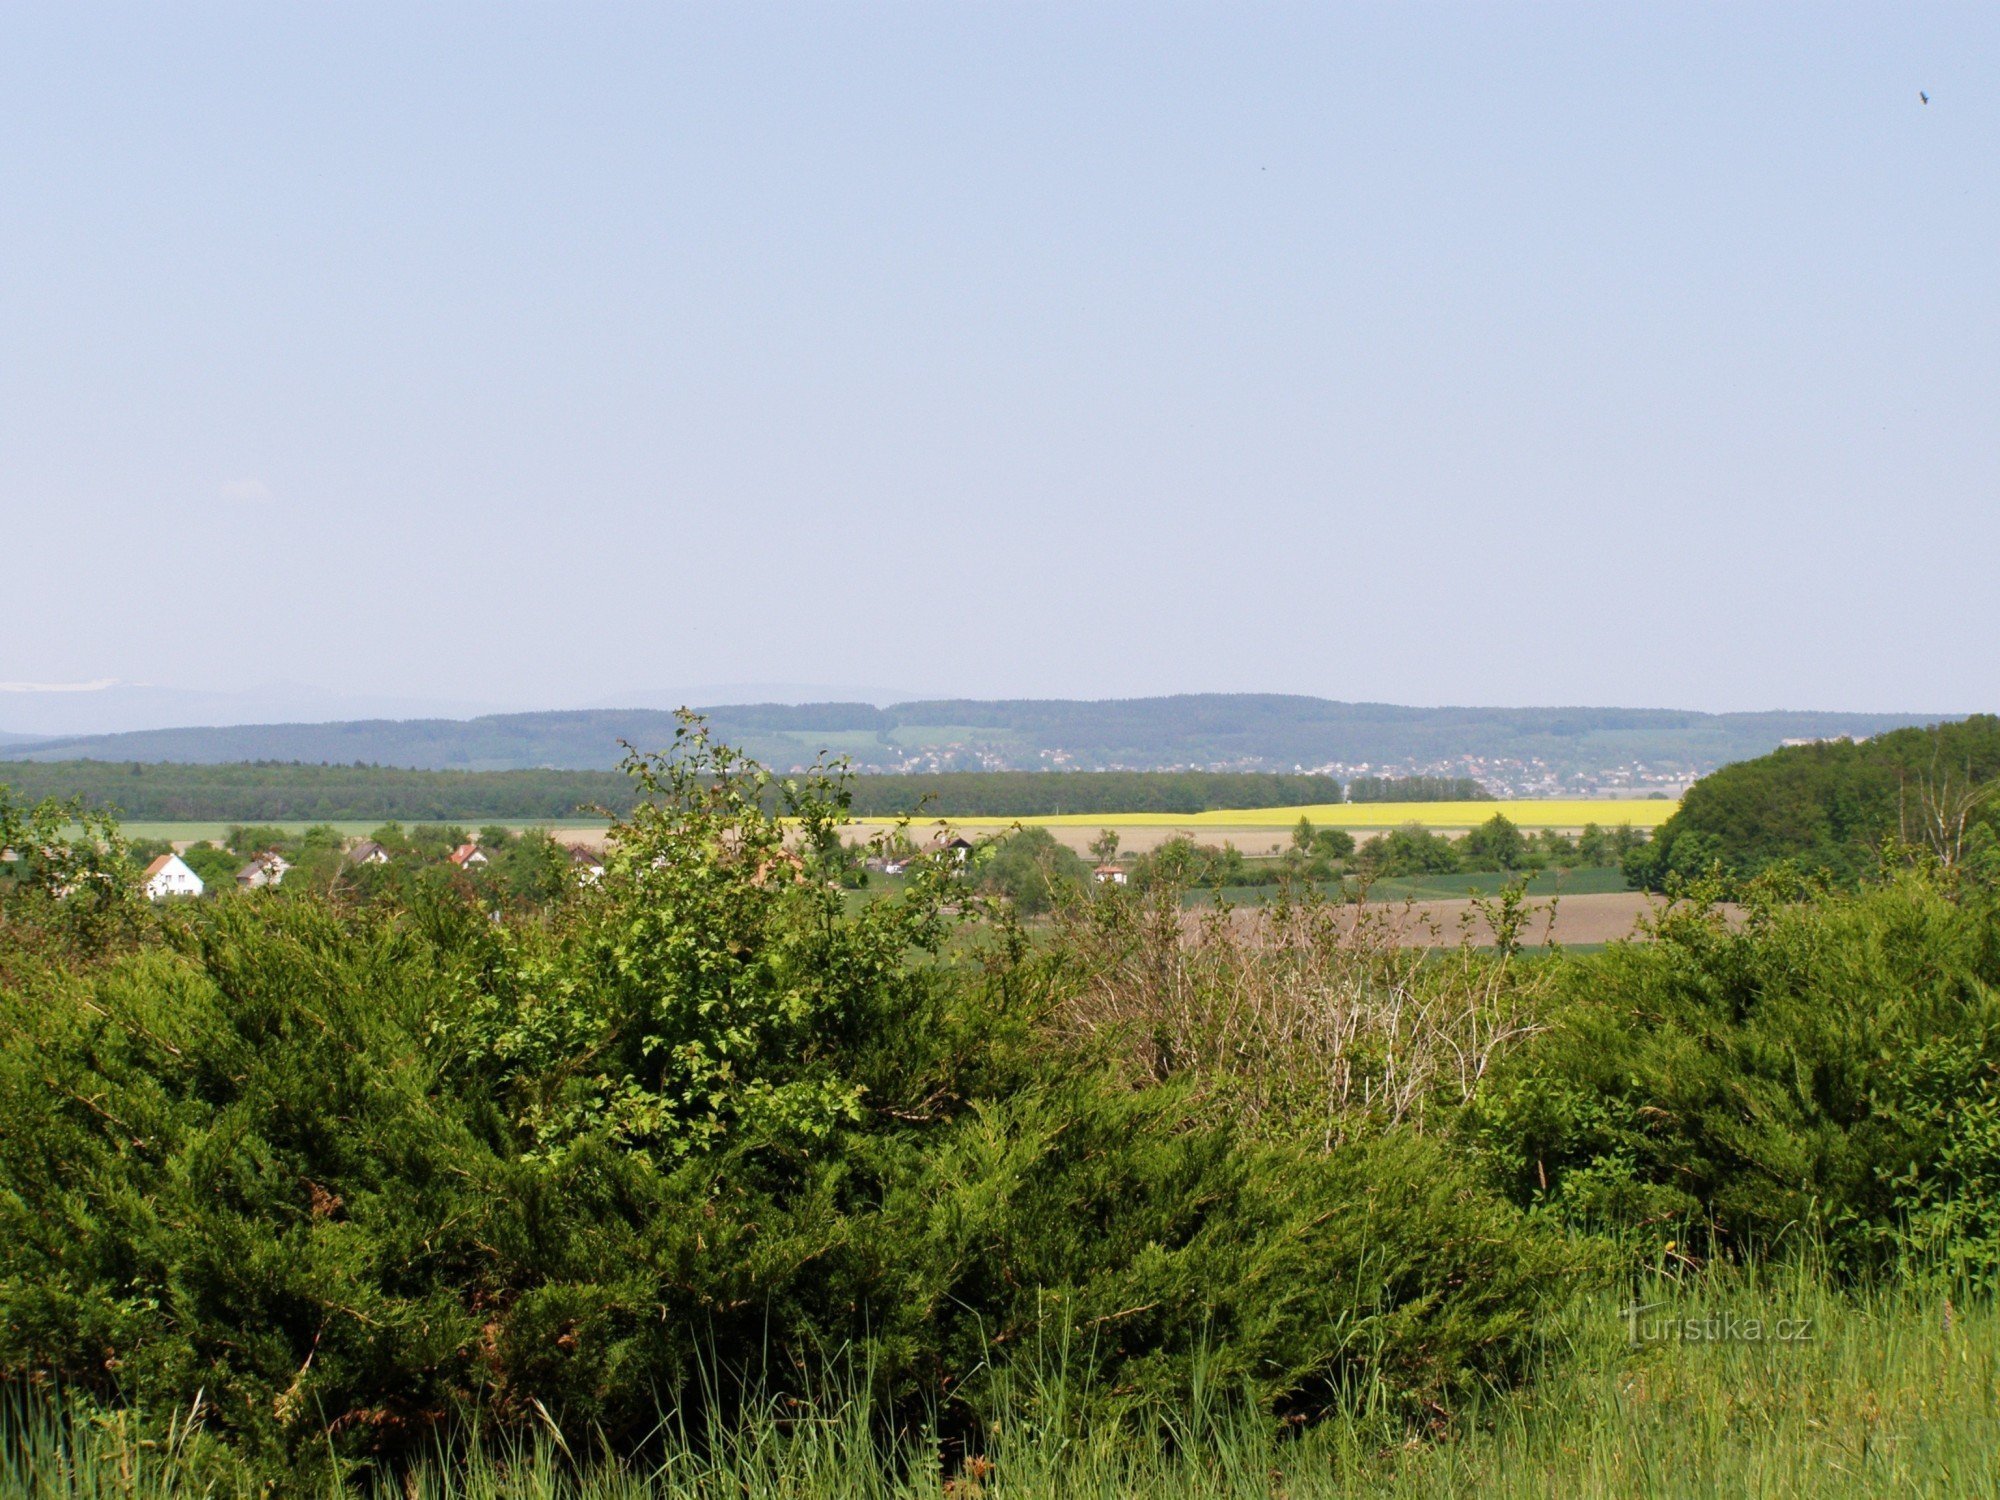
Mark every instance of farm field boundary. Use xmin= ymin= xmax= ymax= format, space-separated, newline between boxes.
xmin=917 ymin=798 xmax=1678 ymax=831
xmin=93 ymin=802 xmax=1674 ymax=856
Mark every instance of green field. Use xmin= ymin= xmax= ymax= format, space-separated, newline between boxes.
xmin=1191 ymin=867 xmax=1630 ymax=909
xmin=1363 ymin=865 xmax=1633 ymax=900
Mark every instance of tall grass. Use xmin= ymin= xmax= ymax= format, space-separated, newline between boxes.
xmin=8 ymin=1268 xmax=1993 ymax=1498
xmin=1050 ymin=882 xmax=1554 ymax=1140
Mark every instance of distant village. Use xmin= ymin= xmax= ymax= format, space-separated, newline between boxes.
xmin=775 ymin=740 xmax=1698 ymax=799
xmin=130 ymin=829 xmax=1121 ymax=903
xmin=134 ymin=829 xmax=605 ymax=901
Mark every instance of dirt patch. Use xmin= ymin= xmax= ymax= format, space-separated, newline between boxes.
xmin=1229 ymin=891 xmax=1735 ymax=948
xmin=1352 ymin=891 xmax=1667 ymax=947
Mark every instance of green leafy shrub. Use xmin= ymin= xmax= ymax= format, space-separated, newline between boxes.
xmin=1633 ymin=715 xmax=2000 ymax=888
xmin=1357 ymin=824 xmax=1459 ymax=877
xmin=973 ymin=826 xmax=1087 ymax=915
xmin=0 ymin=789 xmax=147 ymax=961
xmin=1473 ymin=871 xmax=2000 ymax=1269
xmin=0 ymin=724 xmax=1572 ymax=1484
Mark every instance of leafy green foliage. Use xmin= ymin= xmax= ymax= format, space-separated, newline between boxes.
xmin=9 ymin=726 xmax=2000 ymax=1490
xmin=0 ymin=723 xmax=1571 ymax=1486
xmin=1129 ymin=834 xmax=1251 ymax=891
xmin=1459 ymin=814 xmax=1527 ymax=871
xmin=0 ymin=787 xmax=144 ymax=958
xmin=974 ymin=827 xmax=1087 ymax=915
xmin=482 ymin=720 xmax=958 ymax=1160
xmin=1631 ymin=715 xmax=2000 ymax=889
xmin=1357 ymin=824 xmax=1461 ymax=877
xmin=1474 ymin=869 xmax=2000 ymax=1270
xmin=222 ymin=824 xmax=289 ymax=855
xmin=177 ymin=843 xmax=242 ymax=890
xmin=1346 ymin=775 xmax=1491 ymax=802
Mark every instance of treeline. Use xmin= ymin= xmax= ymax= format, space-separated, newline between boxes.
xmin=1096 ymin=815 xmax=1644 ymax=894
xmin=841 ymin=770 xmax=1342 ymax=816
xmin=1345 ymin=774 xmax=1490 ymax=802
xmin=0 ymin=761 xmax=1347 ymax=822
xmin=0 ymin=760 xmax=636 ymax=822
xmin=1632 ymin=714 xmax=2000 ymax=888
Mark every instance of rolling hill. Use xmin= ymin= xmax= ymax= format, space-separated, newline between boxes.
xmin=0 ymin=696 xmax=1947 ymax=783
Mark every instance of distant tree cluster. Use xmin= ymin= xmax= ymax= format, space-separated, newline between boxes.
xmin=843 ymin=771 xmax=1342 ymax=817
xmin=0 ymin=761 xmax=1344 ymax=822
xmin=1628 ymin=715 xmax=2000 ymax=889
xmin=1345 ymin=775 xmax=1492 ymax=803
xmin=1356 ymin=816 xmax=1647 ymax=879
xmin=1084 ymin=815 xmax=1644 ymax=897
xmin=0 ymin=761 xmax=634 ymax=822
xmin=972 ymin=827 xmax=1090 ymax=915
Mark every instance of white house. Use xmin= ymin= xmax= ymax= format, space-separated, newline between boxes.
xmin=1092 ymin=863 xmax=1128 ymax=886
xmin=236 ymin=852 xmax=291 ymax=890
xmin=448 ymin=843 xmax=489 ymax=869
xmin=346 ymin=840 xmax=391 ymax=866
xmin=566 ymin=844 xmax=605 ymax=882
xmin=881 ymin=838 xmax=974 ymax=876
xmin=141 ymin=853 xmax=204 ymax=901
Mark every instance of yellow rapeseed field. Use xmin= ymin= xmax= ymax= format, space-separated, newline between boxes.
xmin=934 ymin=799 xmax=1679 ymax=831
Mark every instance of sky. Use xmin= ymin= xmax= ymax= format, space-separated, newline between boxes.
xmin=3 ymin=3 xmax=1995 ymax=729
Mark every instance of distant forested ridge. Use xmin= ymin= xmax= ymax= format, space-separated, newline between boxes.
xmin=1631 ymin=714 xmax=2000 ymax=887
xmin=0 ymin=762 xmax=1342 ymax=823
xmin=0 ymin=695 xmax=1940 ymax=778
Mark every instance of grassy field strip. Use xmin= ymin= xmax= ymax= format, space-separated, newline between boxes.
xmin=936 ymin=798 xmax=1680 ymax=830
xmin=14 ymin=1275 xmax=1989 ymax=1498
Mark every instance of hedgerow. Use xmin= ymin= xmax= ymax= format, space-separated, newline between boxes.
xmin=0 ymin=725 xmax=1572 ymax=1485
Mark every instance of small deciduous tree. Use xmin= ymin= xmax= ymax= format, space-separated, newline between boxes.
xmin=1359 ymin=824 xmax=1459 ymax=877
xmin=486 ymin=714 xmax=957 ymax=1161
xmin=1461 ymin=814 xmax=1527 ymax=872
xmin=981 ymin=826 xmax=1087 ymax=915
xmin=0 ymin=787 xmax=142 ymax=952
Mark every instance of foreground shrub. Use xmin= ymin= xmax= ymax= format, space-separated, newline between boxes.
xmin=1474 ymin=870 xmax=2000 ymax=1270
xmin=0 ymin=725 xmax=1572 ymax=1482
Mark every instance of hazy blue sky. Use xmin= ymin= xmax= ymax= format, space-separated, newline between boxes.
xmin=3 ymin=4 xmax=1994 ymax=724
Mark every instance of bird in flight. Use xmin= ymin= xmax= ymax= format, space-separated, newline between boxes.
xmin=1920 ymin=91 xmax=1930 ymax=104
